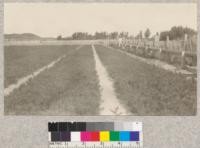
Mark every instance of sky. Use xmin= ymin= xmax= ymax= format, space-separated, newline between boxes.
xmin=4 ymin=3 xmax=197 ymax=38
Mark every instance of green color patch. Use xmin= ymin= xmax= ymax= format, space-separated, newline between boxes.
xmin=110 ymin=131 xmax=119 ymax=141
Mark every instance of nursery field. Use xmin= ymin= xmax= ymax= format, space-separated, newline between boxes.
xmin=4 ymin=44 xmax=196 ymax=115
xmin=95 ymin=45 xmax=196 ymax=115
xmin=4 ymin=45 xmax=79 ymax=87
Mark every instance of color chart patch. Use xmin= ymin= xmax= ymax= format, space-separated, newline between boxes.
xmin=48 ymin=122 xmax=143 ymax=148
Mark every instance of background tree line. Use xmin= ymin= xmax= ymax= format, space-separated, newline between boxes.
xmin=57 ymin=26 xmax=197 ymax=41
xmin=159 ymin=26 xmax=197 ymax=41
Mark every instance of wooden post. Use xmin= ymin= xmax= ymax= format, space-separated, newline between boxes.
xmin=159 ymin=48 xmax=162 ymax=60
xmin=136 ymin=45 xmax=139 ymax=55
xmin=181 ymin=51 xmax=185 ymax=68
xmin=181 ymin=34 xmax=187 ymax=68
xmin=154 ymin=33 xmax=159 ymax=48
xmin=184 ymin=33 xmax=188 ymax=51
xmin=118 ymin=38 xmax=122 ymax=48
xmin=145 ymin=46 xmax=148 ymax=57
xmin=165 ymin=35 xmax=169 ymax=49
xmin=122 ymin=38 xmax=124 ymax=49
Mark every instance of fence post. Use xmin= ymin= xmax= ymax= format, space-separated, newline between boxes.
xmin=154 ymin=33 xmax=160 ymax=48
xmin=165 ymin=36 xmax=169 ymax=49
xmin=122 ymin=38 xmax=125 ymax=49
xmin=145 ymin=46 xmax=148 ymax=57
xmin=184 ymin=34 xmax=188 ymax=51
xmin=159 ymin=48 xmax=162 ymax=60
xmin=136 ymin=45 xmax=139 ymax=55
xmin=181 ymin=34 xmax=187 ymax=68
xmin=130 ymin=40 xmax=132 ymax=48
xmin=181 ymin=51 xmax=185 ymax=68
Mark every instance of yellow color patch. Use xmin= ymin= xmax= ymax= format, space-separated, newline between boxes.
xmin=100 ymin=131 xmax=110 ymax=141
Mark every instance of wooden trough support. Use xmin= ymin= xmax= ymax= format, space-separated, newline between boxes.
xmin=109 ymin=34 xmax=196 ymax=68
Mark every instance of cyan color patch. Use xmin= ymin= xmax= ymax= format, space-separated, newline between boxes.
xmin=119 ymin=131 xmax=130 ymax=141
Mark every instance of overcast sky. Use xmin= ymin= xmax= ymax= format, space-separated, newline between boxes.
xmin=4 ymin=3 xmax=197 ymax=38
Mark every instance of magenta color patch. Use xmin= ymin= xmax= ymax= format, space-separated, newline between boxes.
xmin=81 ymin=132 xmax=91 ymax=141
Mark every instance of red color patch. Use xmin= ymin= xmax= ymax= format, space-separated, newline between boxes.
xmin=91 ymin=132 xmax=99 ymax=141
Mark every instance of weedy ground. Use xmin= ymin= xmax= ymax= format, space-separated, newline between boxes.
xmin=4 ymin=44 xmax=196 ymax=115
xmin=4 ymin=45 xmax=78 ymax=87
xmin=4 ymin=45 xmax=100 ymax=115
xmin=95 ymin=45 xmax=196 ymax=115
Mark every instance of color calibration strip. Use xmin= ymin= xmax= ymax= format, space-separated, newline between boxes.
xmin=48 ymin=122 xmax=142 ymax=148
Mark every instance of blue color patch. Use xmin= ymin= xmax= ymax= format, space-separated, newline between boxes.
xmin=119 ymin=131 xmax=130 ymax=141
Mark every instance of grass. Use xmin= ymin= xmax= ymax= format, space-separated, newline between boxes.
xmin=4 ymin=44 xmax=196 ymax=115
xmin=95 ymin=45 xmax=196 ymax=115
xmin=4 ymin=45 xmax=78 ymax=87
xmin=4 ymin=45 xmax=101 ymax=115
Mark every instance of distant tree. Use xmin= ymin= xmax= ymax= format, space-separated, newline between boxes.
xmin=71 ymin=32 xmax=93 ymax=40
xmin=135 ymin=31 xmax=143 ymax=39
xmin=119 ymin=32 xmax=129 ymax=38
xmin=72 ymin=32 xmax=78 ymax=40
xmin=94 ymin=32 xmax=107 ymax=39
xmin=57 ymin=35 xmax=62 ymax=40
xmin=124 ymin=32 xmax=129 ymax=38
xmin=159 ymin=26 xmax=197 ymax=41
xmin=109 ymin=32 xmax=118 ymax=39
xmin=159 ymin=31 xmax=169 ymax=41
xmin=119 ymin=32 xmax=124 ymax=38
xmin=144 ymin=28 xmax=151 ymax=38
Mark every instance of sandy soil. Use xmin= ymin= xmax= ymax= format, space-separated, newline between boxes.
xmin=92 ymin=45 xmax=129 ymax=115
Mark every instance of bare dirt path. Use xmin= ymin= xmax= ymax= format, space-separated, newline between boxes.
xmin=92 ymin=45 xmax=129 ymax=115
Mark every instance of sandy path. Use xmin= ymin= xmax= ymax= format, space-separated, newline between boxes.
xmin=92 ymin=45 xmax=128 ymax=115
xmin=4 ymin=45 xmax=82 ymax=97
